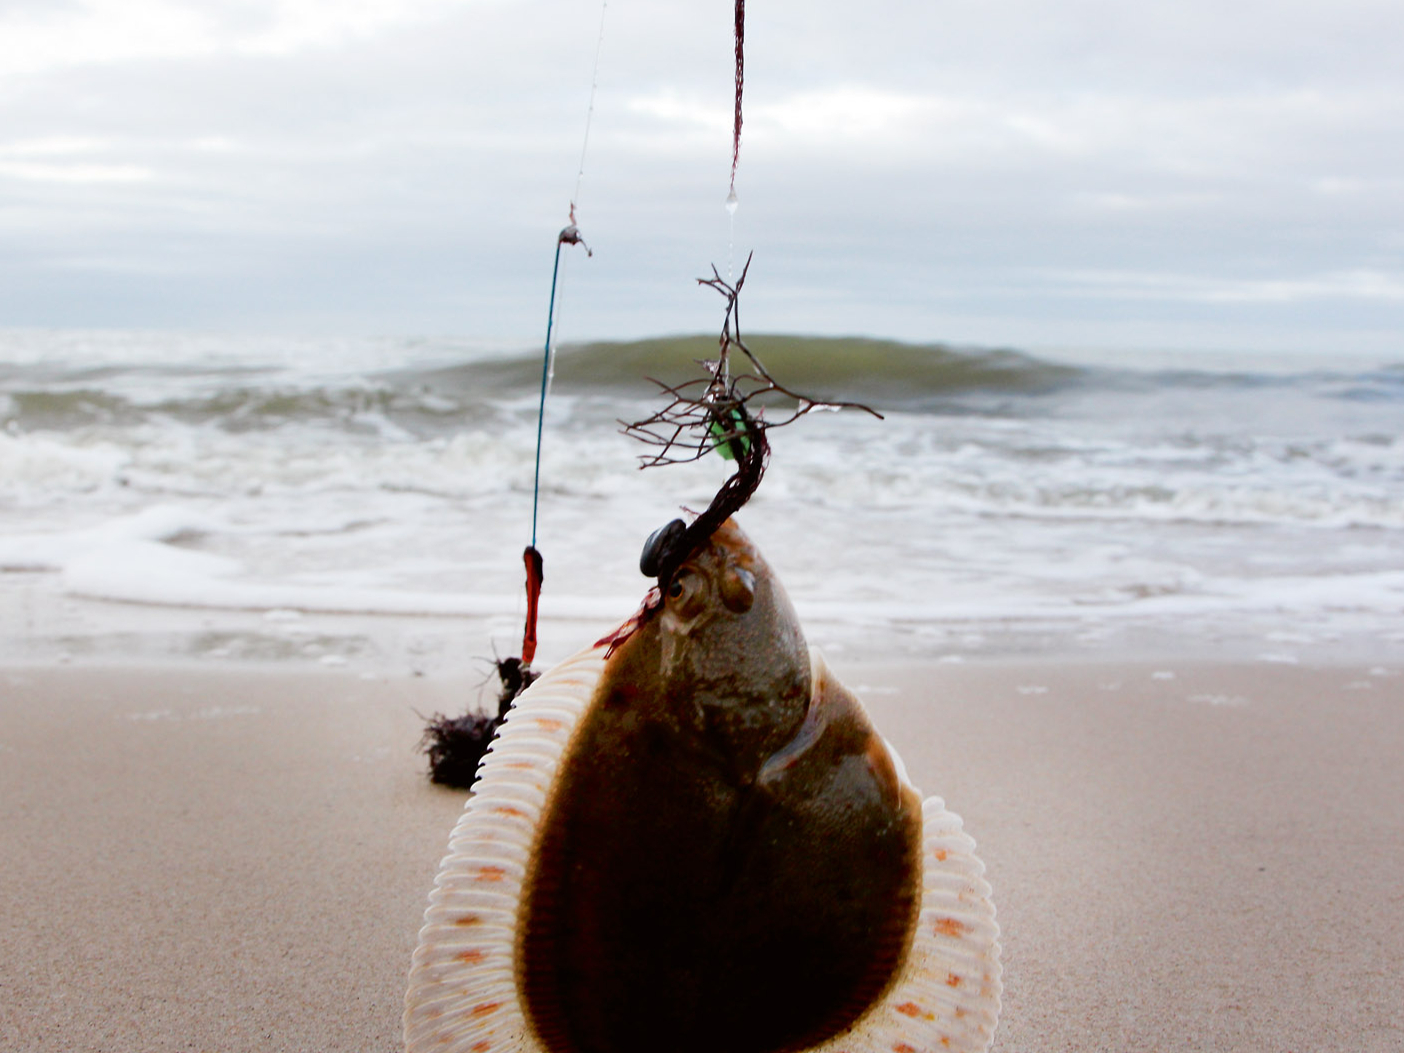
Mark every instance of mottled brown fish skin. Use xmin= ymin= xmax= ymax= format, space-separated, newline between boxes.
xmin=518 ymin=520 xmax=923 ymax=1053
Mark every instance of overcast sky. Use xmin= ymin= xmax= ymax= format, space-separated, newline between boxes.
xmin=2 ymin=0 xmax=1401 ymax=354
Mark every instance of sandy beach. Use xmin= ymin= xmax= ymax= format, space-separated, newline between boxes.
xmin=2 ymin=657 xmax=1401 ymax=1053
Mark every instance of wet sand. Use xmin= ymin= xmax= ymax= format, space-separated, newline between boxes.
xmin=2 ymin=659 xmax=1401 ymax=1053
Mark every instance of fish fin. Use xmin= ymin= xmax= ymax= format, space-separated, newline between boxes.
xmin=802 ymin=652 xmax=1002 ymax=1053
xmin=809 ymin=794 xmax=1002 ymax=1053
xmin=403 ymin=642 xmax=608 ymax=1053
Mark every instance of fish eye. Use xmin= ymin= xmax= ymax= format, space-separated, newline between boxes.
xmin=664 ymin=569 xmax=707 ymax=618
xmin=719 ymin=567 xmax=755 ymax=613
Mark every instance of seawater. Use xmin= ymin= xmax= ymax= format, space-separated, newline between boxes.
xmin=1 ymin=329 xmax=1401 ymax=672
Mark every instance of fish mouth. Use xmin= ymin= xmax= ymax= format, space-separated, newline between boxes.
xmin=706 ymin=520 xmax=759 ymax=614
xmin=643 ymin=515 xmax=759 ymax=591
xmin=671 ymin=518 xmax=760 ymax=619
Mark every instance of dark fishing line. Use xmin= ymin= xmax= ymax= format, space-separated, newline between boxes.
xmin=730 ymin=0 xmax=744 ymax=195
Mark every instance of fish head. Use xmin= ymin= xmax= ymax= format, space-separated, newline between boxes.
xmin=638 ymin=517 xmax=812 ymax=771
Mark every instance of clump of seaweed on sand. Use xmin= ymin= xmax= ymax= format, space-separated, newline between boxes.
xmin=420 ymin=657 xmax=538 ymax=788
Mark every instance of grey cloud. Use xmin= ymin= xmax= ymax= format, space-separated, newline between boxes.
xmin=0 ymin=0 xmax=1400 ymax=353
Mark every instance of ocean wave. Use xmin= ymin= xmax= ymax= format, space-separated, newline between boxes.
xmin=5 ymin=334 xmax=1402 ymax=435
xmin=0 ymin=379 xmax=504 ymax=436
xmin=3 ymin=330 xmax=1402 ymax=668
xmin=412 ymin=335 xmax=1084 ymax=410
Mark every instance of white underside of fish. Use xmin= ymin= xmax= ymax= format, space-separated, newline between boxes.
xmin=404 ymin=642 xmax=1002 ymax=1053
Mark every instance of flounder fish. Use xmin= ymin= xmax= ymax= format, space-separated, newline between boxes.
xmin=404 ymin=519 xmax=1001 ymax=1053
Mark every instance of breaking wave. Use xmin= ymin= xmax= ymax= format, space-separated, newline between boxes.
xmin=2 ymin=327 xmax=1402 ymax=666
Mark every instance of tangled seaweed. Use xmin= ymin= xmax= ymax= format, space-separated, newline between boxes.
xmin=623 ymin=255 xmax=881 ymax=590
xmin=423 ymin=259 xmax=877 ymax=787
xmin=420 ymin=657 xmax=540 ymax=788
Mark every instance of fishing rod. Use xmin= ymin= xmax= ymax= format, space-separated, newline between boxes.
xmin=523 ymin=215 xmax=591 ymax=670
xmin=420 ymin=1 xmax=605 ymax=787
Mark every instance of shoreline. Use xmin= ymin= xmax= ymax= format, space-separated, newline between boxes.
xmin=3 ymin=658 xmax=1401 ymax=1052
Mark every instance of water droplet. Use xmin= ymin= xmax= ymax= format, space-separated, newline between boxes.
xmin=725 ymin=189 xmax=739 ymax=215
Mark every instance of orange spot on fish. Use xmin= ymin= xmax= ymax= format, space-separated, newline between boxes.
xmin=453 ymin=913 xmax=481 ymax=927
xmin=933 ymin=917 xmax=969 ymax=938
xmin=470 ymin=1042 xmax=492 ymax=1053
xmin=946 ymin=971 xmax=961 ymax=987
xmin=941 ymin=1039 xmax=952 ymax=1049
xmin=893 ymin=1044 xmax=918 ymax=1053
xmin=456 ymin=949 xmax=486 ymax=964
xmin=475 ymin=866 xmax=507 ymax=883
xmin=934 ymin=847 xmax=948 ymax=861
xmin=494 ymin=805 xmax=527 ymax=818
xmin=534 ymin=717 xmax=564 ymax=732
xmin=895 ymin=1002 xmax=933 ymax=1020
xmin=470 ymin=1002 xmax=503 ymax=1019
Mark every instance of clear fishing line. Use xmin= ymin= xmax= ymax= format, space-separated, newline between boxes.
xmin=531 ymin=0 xmax=607 ymax=550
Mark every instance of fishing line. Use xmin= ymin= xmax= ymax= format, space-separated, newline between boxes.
xmin=520 ymin=0 xmax=606 ymax=666
xmin=573 ymin=0 xmax=609 ymax=214
xmin=533 ymin=0 xmax=606 ymax=415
